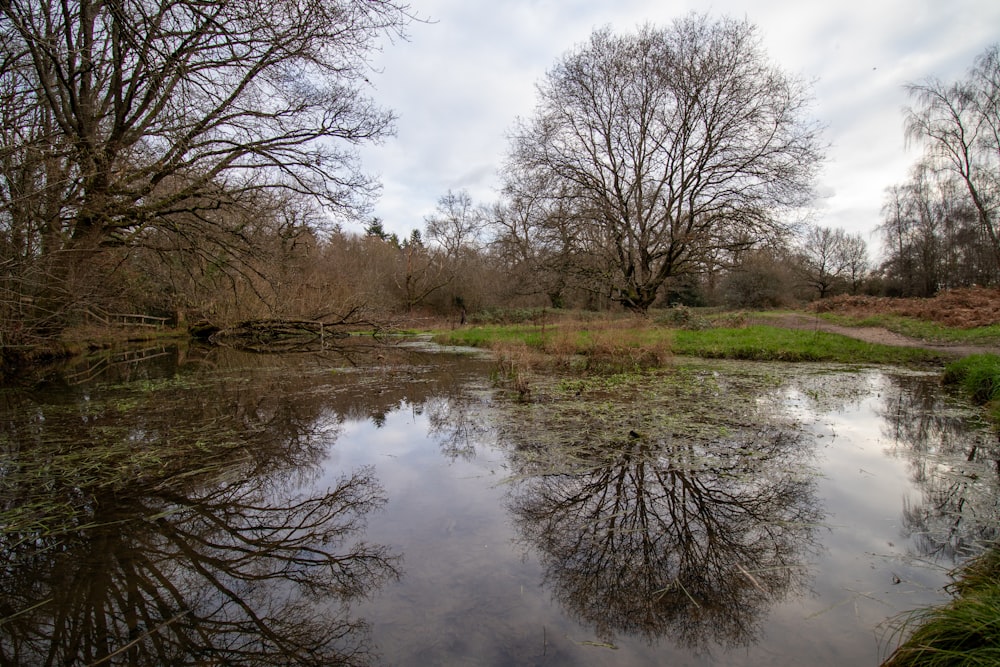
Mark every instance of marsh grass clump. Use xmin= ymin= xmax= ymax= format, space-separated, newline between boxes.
xmin=881 ymin=545 xmax=1000 ymax=666
xmin=480 ymin=320 xmax=675 ymax=400
xmin=450 ymin=318 xmax=675 ymax=394
xmin=548 ymin=320 xmax=672 ymax=371
xmin=492 ymin=342 xmax=537 ymax=401
xmin=943 ymin=355 xmax=1000 ymax=417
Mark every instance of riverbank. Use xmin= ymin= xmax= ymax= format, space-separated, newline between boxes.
xmin=882 ymin=545 xmax=1000 ymax=666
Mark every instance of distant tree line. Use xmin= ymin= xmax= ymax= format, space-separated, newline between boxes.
xmin=2 ymin=5 xmax=996 ymax=361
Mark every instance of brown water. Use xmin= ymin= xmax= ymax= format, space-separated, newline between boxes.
xmin=0 ymin=339 xmax=996 ymax=666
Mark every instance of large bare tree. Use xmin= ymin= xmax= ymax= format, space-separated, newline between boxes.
xmin=905 ymin=43 xmax=1000 ymax=275
xmin=502 ymin=15 xmax=824 ymax=312
xmin=0 ymin=0 xmax=411 ymax=335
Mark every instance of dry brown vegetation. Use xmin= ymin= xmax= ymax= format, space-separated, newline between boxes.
xmin=812 ymin=287 xmax=1000 ymax=329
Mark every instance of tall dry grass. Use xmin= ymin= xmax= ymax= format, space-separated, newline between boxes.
xmin=486 ymin=317 xmax=674 ymax=400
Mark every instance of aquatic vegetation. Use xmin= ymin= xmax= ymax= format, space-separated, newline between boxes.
xmin=0 ymin=351 xmax=405 ymax=666
xmin=881 ymin=545 xmax=1000 ymax=666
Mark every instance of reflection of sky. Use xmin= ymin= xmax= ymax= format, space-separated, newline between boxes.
xmin=775 ymin=372 xmax=967 ymax=655
xmin=306 ymin=368 xmax=990 ymax=666
xmin=320 ymin=407 xmax=585 ymax=665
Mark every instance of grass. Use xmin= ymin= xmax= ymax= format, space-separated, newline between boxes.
xmin=673 ymin=325 xmax=942 ymax=364
xmin=435 ymin=319 xmax=947 ymax=367
xmin=882 ymin=546 xmax=1000 ymax=666
xmin=942 ymin=354 xmax=1000 ymax=422
xmin=818 ymin=312 xmax=1000 ymax=347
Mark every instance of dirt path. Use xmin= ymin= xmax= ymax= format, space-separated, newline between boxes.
xmin=764 ymin=313 xmax=998 ymax=359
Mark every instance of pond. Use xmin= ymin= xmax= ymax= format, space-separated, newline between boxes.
xmin=0 ymin=338 xmax=997 ymax=666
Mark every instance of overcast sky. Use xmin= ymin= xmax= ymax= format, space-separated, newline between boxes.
xmin=357 ymin=0 xmax=1000 ymax=258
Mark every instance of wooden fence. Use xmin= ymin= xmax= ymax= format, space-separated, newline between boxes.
xmin=85 ymin=309 xmax=170 ymax=328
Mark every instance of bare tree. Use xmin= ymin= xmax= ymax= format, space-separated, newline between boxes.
xmin=796 ymin=225 xmax=867 ymax=299
xmin=0 ymin=0 xmax=412 ymax=334
xmin=905 ymin=43 xmax=1000 ymax=274
xmin=394 ymin=239 xmax=452 ymax=313
xmin=878 ymin=162 xmax=988 ymax=296
xmin=841 ymin=231 xmax=869 ymax=295
xmin=423 ymin=188 xmax=486 ymax=258
xmin=490 ymin=171 xmax=587 ymax=308
xmin=502 ymin=15 xmax=824 ymax=313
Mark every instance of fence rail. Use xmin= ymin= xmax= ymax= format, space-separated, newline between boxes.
xmin=84 ymin=309 xmax=171 ymax=328
xmin=110 ymin=313 xmax=170 ymax=327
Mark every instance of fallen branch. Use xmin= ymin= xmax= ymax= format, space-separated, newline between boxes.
xmin=208 ymin=318 xmax=350 ymax=352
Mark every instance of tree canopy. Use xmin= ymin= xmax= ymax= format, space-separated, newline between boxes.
xmin=501 ymin=14 xmax=824 ymax=312
xmin=0 ymin=0 xmax=412 ymax=334
xmin=877 ymin=43 xmax=1000 ymax=295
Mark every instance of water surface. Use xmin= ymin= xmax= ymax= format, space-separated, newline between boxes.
xmin=0 ymin=340 xmax=996 ymax=665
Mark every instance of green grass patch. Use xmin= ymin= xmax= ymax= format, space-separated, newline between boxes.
xmin=437 ymin=322 xmax=945 ymax=366
xmin=942 ymin=354 xmax=1000 ymax=422
xmin=819 ymin=313 xmax=1000 ymax=346
xmin=438 ymin=324 xmax=551 ymax=349
xmin=882 ymin=546 xmax=1000 ymax=666
xmin=674 ymin=326 xmax=943 ymax=364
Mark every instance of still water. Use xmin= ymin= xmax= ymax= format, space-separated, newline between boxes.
xmin=0 ymin=338 xmax=997 ymax=666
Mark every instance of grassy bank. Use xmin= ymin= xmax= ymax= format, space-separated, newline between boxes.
xmin=942 ymin=354 xmax=1000 ymax=423
xmin=435 ymin=319 xmax=947 ymax=367
xmin=817 ymin=312 xmax=1000 ymax=347
xmin=671 ymin=325 xmax=940 ymax=364
xmin=882 ymin=546 xmax=1000 ymax=666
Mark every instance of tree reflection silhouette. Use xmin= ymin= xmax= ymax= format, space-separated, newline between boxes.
xmin=0 ymin=467 xmax=398 ymax=666
xmin=878 ymin=373 xmax=1000 ymax=561
xmin=0 ymin=347 xmax=405 ymax=666
xmin=506 ymin=426 xmax=821 ymax=652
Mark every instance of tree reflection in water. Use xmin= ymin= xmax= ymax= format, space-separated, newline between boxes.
xmin=506 ymin=424 xmax=822 ymax=652
xmin=1 ymin=470 xmax=396 ymax=666
xmin=0 ymin=345 xmax=404 ymax=666
xmin=879 ymin=372 xmax=1000 ymax=561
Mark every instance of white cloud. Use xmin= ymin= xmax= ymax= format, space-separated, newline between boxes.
xmin=357 ymin=0 xmax=1000 ymax=259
